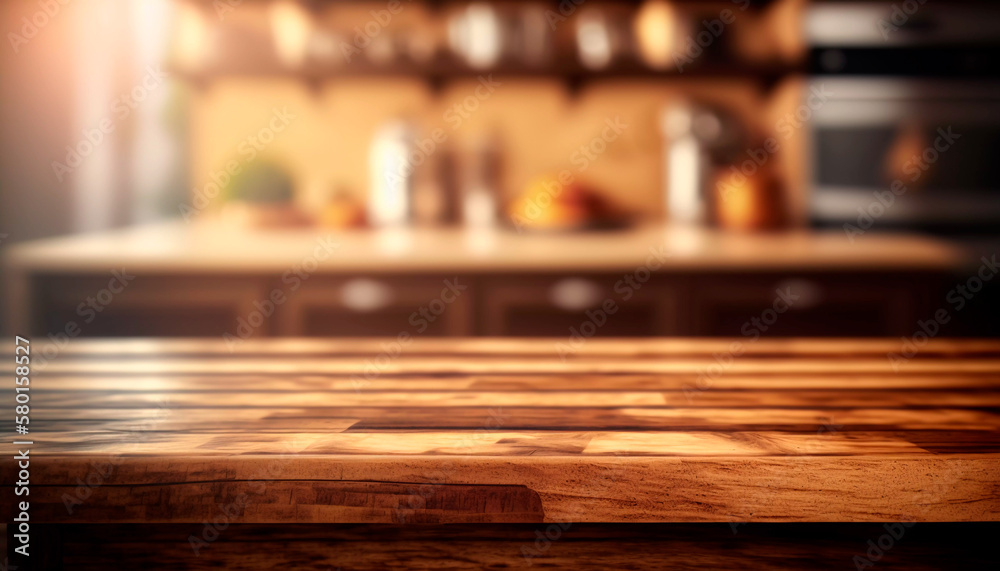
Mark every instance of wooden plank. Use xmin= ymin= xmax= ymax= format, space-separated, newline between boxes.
xmin=25 ymin=482 xmax=545 ymax=524
xmin=16 ymin=373 xmax=1000 ymax=390
xmin=7 ymin=455 xmax=997 ymax=523
xmin=9 ymin=430 xmax=940 ymax=457
xmin=8 ymin=421 xmax=1000 ymax=444
xmin=9 ymin=406 xmax=1000 ymax=433
xmin=11 ymin=337 xmax=1000 ymax=358
xmin=16 ymin=391 xmax=1000 ymax=420
xmin=35 ymin=523 xmax=1000 ymax=571
xmin=28 ymin=357 xmax=1000 ymax=375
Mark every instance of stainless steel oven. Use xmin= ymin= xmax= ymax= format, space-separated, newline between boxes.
xmin=806 ymin=3 xmax=1000 ymax=234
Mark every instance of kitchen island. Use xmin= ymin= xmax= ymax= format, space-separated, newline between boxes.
xmin=2 ymin=222 xmax=977 ymax=338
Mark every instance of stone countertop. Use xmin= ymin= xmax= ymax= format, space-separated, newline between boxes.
xmin=2 ymin=220 xmax=968 ymax=274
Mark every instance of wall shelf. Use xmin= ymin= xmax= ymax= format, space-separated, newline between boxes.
xmin=170 ymin=58 xmax=804 ymax=93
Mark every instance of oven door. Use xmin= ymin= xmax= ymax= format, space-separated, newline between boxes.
xmin=809 ymin=78 xmax=1000 ymax=233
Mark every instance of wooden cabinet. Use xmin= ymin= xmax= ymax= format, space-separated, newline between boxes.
xmin=23 ymin=271 xmax=944 ymax=338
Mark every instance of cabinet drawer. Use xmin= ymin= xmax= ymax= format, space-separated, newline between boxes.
xmin=479 ymin=275 xmax=678 ymax=337
xmin=277 ymin=276 xmax=472 ymax=337
xmin=35 ymin=274 xmax=266 ymax=338
xmin=687 ymin=274 xmax=926 ymax=337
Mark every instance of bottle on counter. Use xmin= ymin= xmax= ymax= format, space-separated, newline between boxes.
xmin=368 ymin=120 xmax=419 ymax=227
xmin=460 ymin=134 xmax=502 ymax=229
xmin=413 ymin=142 xmax=459 ymax=226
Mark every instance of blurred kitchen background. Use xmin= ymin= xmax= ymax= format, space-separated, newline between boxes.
xmin=1 ymin=0 xmax=998 ymax=340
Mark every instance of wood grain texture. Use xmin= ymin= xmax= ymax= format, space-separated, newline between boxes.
xmin=2 ymin=338 xmax=999 ymax=524
xmin=22 ymin=523 xmax=1000 ymax=570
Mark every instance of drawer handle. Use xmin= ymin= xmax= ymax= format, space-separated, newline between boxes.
xmin=341 ymin=279 xmax=394 ymax=312
xmin=549 ymin=278 xmax=604 ymax=311
xmin=774 ymin=279 xmax=823 ymax=311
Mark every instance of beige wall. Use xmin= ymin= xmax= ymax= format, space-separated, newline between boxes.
xmin=191 ymin=77 xmax=803 ymax=217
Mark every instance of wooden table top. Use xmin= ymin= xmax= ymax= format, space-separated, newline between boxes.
xmin=4 ymin=338 xmax=1000 ymax=524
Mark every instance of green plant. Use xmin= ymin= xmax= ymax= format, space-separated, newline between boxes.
xmin=223 ymin=162 xmax=294 ymax=204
